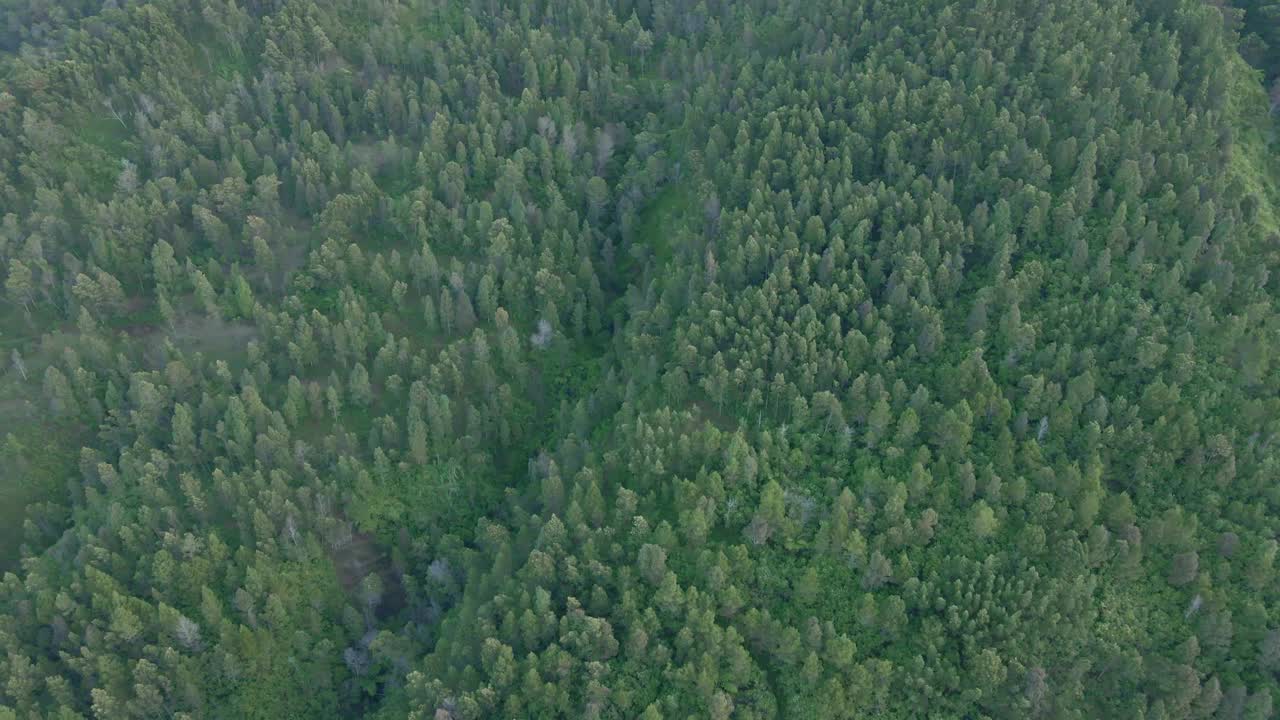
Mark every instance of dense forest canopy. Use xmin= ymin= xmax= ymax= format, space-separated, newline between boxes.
xmin=1 ymin=0 xmax=1280 ymax=718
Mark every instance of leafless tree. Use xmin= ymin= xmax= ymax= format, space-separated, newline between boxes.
xmin=10 ymin=350 xmax=26 ymax=381
xmin=175 ymin=615 xmax=203 ymax=651
xmin=531 ymin=319 xmax=553 ymax=349
xmin=594 ymin=127 xmax=615 ymax=175
xmin=102 ymin=98 xmax=127 ymax=128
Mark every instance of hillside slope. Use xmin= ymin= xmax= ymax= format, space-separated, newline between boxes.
xmin=2 ymin=0 xmax=1279 ymax=718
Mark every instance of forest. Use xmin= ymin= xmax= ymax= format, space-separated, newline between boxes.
xmin=1 ymin=0 xmax=1280 ymax=717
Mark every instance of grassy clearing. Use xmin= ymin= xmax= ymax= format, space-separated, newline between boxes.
xmin=209 ymin=44 xmax=253 ymax=82
xmin=164 ymin=313 xmax=260 ymax=359
xmin=633 ymin=180 xmax=697 ymax=268
xmin=414 ymin=3 xmax=467 ymax=42
xmin=1227 ymin=55 xmax=1280 ymax=243
xmin=79 ymin=115 xmax=133 ymax=158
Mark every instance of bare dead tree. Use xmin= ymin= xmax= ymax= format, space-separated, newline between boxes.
xmin=102 ymin=98 xmax=128 ymax=129
xmin=10 ymin=350 xmax=26 ymax=381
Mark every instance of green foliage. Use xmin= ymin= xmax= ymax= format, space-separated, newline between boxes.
xmin=1 ymin=0 xmax=1279 ymax=718
xmin=350 ymin=459 xmax=482 ymax=543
